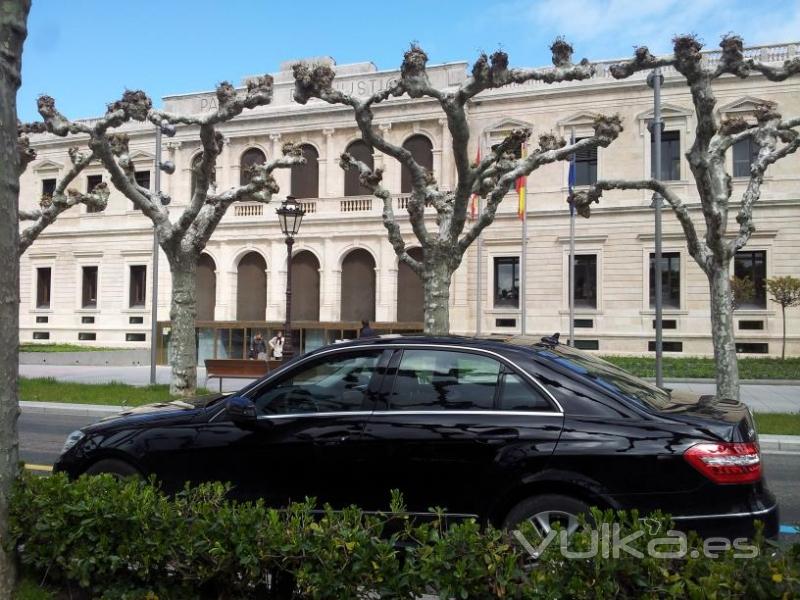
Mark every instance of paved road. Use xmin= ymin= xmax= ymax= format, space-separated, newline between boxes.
xmin=18 ymin=412 xmax=800 ymax=532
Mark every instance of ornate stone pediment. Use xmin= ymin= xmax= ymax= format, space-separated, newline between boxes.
xmin=129 ymin=150 xmax=155 ymax=162
xmin=32 ymin=158 xmax=63 ymax=172
xmin=717 ymin=96 xmax=776 ymax=116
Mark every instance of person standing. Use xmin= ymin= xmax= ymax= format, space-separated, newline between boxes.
xmin=251 ymin=333 xmax=267 ymax=361
xmin=359 ymin=320 xmax=377 ymax=338
xmin=269 ymin=330 xmax=285 ymax=360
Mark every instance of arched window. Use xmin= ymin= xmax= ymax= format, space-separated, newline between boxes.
xmin=196 ymin=254 xmax=216 ymax=321
xmin=344 ymin=140 xmax=373 ymax=196
xmin=291 ymin=144 xmax=319 ymax=199
xmin=237 ymin=252 xmax=267 ymax=321
xmin=240 ymin=148 xmax=267 ymax=185
xmin=401 ymin=135 xmax=433 ymax=193
xmin=190 ymin=153 xmax=203 ymax=198
xmin=397 ymin=247 xmax=424 ymax=322
xmin=291 ymin=250 xmax=320 ymax=321
xmin=341 ymin=249 xmax=376 ymax=321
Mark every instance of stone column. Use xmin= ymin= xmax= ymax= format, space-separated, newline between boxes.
xmin=219 ymin=137 xmax=231 ymax=190
xmin=323 ymin=128 xmax=335 ymax=197
xmin=438 ymin=118 xmax=452 ymax=190
xmin=270 ymin=133 xmax=289 ymax=194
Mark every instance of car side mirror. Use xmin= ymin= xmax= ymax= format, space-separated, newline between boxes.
xmin=226 ymin=396 xmax=257 ymax=428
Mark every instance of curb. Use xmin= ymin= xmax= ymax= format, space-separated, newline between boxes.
xmin=646 ymin=378 xmax=800 ymax=386
xmin=20 ymin=401 xmax=122 ymax=418
xmin=759 ymin=434 xmax=800 ymax=454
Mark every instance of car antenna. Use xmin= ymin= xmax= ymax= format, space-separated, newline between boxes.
xmin=541 ymin=332 xmax=560 ymax=346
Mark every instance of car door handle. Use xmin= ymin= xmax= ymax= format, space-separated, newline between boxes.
xmin=476 ymin=429 xmax=519 ymax=443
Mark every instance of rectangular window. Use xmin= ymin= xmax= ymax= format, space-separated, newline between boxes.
xmin=78 ymin=332 xmax=96 ymax=341
xmin=574 ymin=318 xmax=593 ymax=328
xmin=126 ymin=333 xmax=147 ymax=342
xmin=36 ymin=267 xmax=51 ymax=308
xmin=129 ymin=265 xmax=147 ymax=308
xmin=32 ymin=331 xmax=50 ymax=340
xmin=41 ymin=178 xmax=56 ymax=199
xmin=81 ymin=266 xmax=98 ymax=308
xmin=648 ymin=341 xmax=683 ymax=352
xmin=81 ymin=316 xmax=95 ymax=324
xmin=653 ymin=319 xmax=677 ymax=329
xmin=651 ymin=130 xmax=680 ymax=181
xmin=573 ymin=139 xmax=597 ymax=186
xmin=573 ymin=339 xmax=599 ymax=350
xmin=736 ymin=342 xmax=769 ymax=354
xmin=738 ymin=320 xmax=764 ymax=330
xmin=86 ymin=174 xmax=103 ymax=212
xmin=36 ymin=316 xmax=48 ymax=323
xmin=495 ymin=318 xmax=517 ymax=327
xmin=494 ymin=257 xmax=519 ymax=308
xmin=649 ymin=252 xmax=680 ymax=309
xmin=129 ymin=316 xmax=144 ymax=324
xmin=734 ymin=250 xmax=766 ymax=308
xmin=134 ymin=170 xmax=151 ymax=189
xmin=572 ymin=254 xmax=597 ymax=309
xmin=733 ymin=138 xmax=759 ymax=178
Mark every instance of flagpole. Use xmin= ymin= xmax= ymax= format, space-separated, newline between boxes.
xmin=520 ymin=143 xmax=527 ymax=336
xmin=569 ymin=128 xmax=576 ymax=347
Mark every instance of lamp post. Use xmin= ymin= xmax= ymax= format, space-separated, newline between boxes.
xmin=647 ymin=67 xmax=665 ymax=390
xmin=149 ymin=123 xmax=176 ymax=385
xmin=276 ymin=196 xmax=305 ymax=360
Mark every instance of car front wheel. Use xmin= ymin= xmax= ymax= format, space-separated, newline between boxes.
xmin=84 ymin=458 xmax=142 ymax=480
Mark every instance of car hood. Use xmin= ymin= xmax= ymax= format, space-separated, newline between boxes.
xmin=85 ymin=394 xmax=227 ymax=431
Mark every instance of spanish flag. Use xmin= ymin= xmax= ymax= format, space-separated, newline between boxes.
xmin=516 ymin=143 xmax=527 ymax=221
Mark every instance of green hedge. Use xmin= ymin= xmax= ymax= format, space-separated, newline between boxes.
xmin=8 ymin=473 xmax=800 ymax=599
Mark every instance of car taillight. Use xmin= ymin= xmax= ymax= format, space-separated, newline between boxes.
xmin=683 ymin=442 xmax=762 ymax=484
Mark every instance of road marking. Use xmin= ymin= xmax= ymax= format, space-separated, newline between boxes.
xmin=780 ymin=524 xmax=799 ymax=535
xmin=25 ymin=464 xmax=53 ymax=472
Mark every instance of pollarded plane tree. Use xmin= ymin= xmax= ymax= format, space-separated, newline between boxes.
xmin=573 ymin=35 xmax=800 ymax=401
xmin=293 ymin=42 xmax=622 ymax=334
xmin=30 ymin=80 xmax=305 ymax=395
xmin=15 ymin=129 xmax=110 ymax=255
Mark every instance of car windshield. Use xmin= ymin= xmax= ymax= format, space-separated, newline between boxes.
xmin=531 ymin=343 xmax=672 ymax=410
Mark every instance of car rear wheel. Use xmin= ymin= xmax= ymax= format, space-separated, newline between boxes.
xmin=84 ymin=459 xmax=142 ymax=480
xmin=503 ymin=493 xmax=591 ymax=536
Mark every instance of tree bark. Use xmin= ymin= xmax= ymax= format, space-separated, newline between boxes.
xmin=709 ymin=263 xmax=739 ymax=400
xmin=422 ymin=259 xmax=454 ymax=336
xmin=167 ymin=253 xmax=199 ymax=396
xmin=0 ymin=1 xmax=31 ymax=596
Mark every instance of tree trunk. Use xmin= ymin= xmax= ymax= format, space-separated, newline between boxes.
xmin=422 ymin=260 xmax=454 ymax=335
xmin=708 ymin=263 xmax=740 ymax=400
xmin=781 ymin=304 xmax=786 ymax=360
xmin=0 ymin=1 xmax=31 ymax=595
xmin=168 ymin=253 xmax=199 ymax=396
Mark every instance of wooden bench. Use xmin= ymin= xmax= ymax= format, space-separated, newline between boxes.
xmin=204 ymin=358 xmax=280 ymax=392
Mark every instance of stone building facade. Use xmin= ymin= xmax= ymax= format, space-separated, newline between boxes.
xmin=19 ymin=44 xmax=800 ymax=358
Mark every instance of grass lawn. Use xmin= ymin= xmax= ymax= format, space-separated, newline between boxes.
xmin=754 ymin=413 xmax=800 ymax=436
xmin=15 ymin=578 xmax=55 ymax=600
xmin=20 ymin=377 xmax=211 ymax=406
xmin=21 ymin=343 xmax=125 ymax=352
xmin=602 ymin=355 xmax=800 ymax=380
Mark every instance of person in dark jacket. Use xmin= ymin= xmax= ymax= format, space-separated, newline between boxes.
xmin=359 ymin=320 xmax=377 ymax=338
xmin=250 ymin=333 xmax=267 ymax=360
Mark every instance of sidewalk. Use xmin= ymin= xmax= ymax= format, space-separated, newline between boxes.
xmin=20 ymin=364 xmax=800 ymax=413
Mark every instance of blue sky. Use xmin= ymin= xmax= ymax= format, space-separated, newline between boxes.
xmin=17 ymin=0 xmax=800 ymax=121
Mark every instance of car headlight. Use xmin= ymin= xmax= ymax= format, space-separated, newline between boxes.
xmin=61 ymin=430 xmax=85 ymax=455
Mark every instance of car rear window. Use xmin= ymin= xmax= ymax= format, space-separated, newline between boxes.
xmin=532 ymin=345 xmax=672 ymax=410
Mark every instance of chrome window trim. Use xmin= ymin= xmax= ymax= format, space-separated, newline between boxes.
xmin=671 ymin=505 xmax=776 ymax=520
xmin=244 ymin=342 xmax=564 ymax=415
xmin=253 ymin=409 xmax=564 ymax=421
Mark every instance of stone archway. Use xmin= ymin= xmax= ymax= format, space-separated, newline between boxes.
xmin=397 ymin=247 xmax=424 ymax=322
xmin=236 ymin=252 xmax=267 ymax=321
xmin=196 ymin=253 xmax=216 ymax=321
xmin=291 ymin=250 xmax=320 ymax=321
xmin=341 ymin=248 xmax=375 ymax=322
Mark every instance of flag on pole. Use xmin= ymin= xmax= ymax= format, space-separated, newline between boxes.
xmin=516 ymin=142 xmax=527 ymax=221
xmin=469 ymin=146 xmax=481 ymax=220
xmin=568 ymin=131 xmax=576 ymax=215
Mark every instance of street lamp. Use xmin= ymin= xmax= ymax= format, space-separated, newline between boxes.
xmin=276 ymin=195 xmax=305 ymax=360
xmin=647 ymin=67 xmax=665 ymax=390
xmin=149 ymin=122 xmax=176 ymax=385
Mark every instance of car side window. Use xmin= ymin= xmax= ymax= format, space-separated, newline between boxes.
xmin=252 ymin=351 xmax=382 ymax=415
xmin=388 ymin=349 xmax=501 ymax=411
xmin=499 ymin=372 xmax=553 ymax=411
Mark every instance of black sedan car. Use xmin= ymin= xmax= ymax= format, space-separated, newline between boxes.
xmin=55 ymin=335 xmax=778 ymax=538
